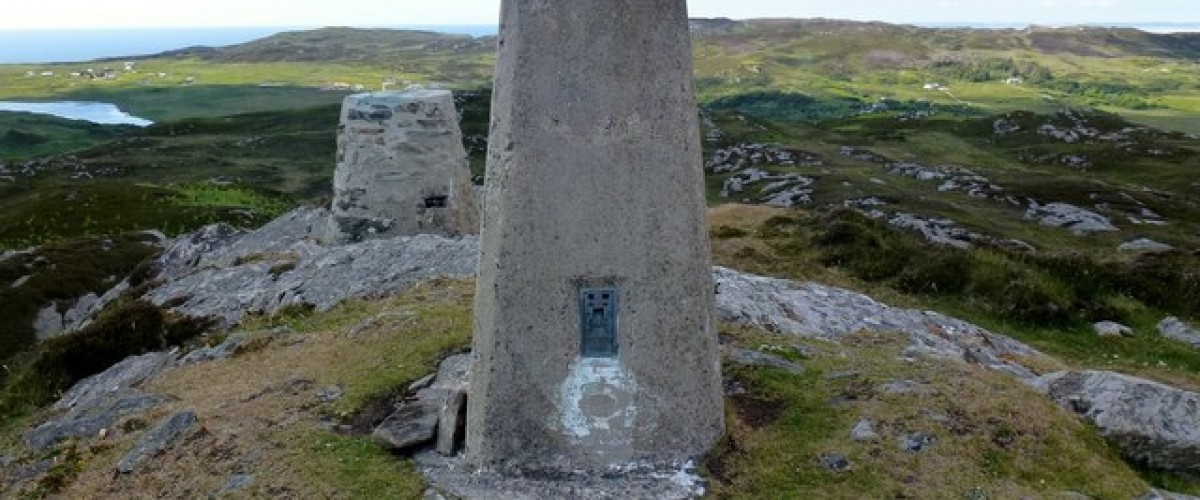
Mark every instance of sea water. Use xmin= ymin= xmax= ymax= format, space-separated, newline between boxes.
xmin=0 ymin=25 xmax=499 ymax=64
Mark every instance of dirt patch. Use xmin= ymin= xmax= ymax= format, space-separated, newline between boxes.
xmin=729 ymin=392 xmax=785 ymax=428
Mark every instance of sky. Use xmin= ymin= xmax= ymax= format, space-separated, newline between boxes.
xmin=0 ymin=0 xmax=1195 ymax=30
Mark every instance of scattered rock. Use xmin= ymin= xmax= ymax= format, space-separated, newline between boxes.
xmin=32 ymin=304 xmax=64 ymax=340
xmin=723 ymin=347 xmax=805 ymax=374
xmin=374 ymin=355 xmax=472 ymax=452
xmin=117 ymin=410 xmax=199 ymax=473
xmin=899 ymin=432 xmax=936 ymax=453
xmin=1093 ymin=321 xmax=1133 ymax=337
xmin=1119 ymin=238 xmax=1174 ymax=253
xmin=220 ymin=474 xmax=255 ymax=494
xmin=850 ymin=418 xmax=879 ymax=442
xmin=1025 ymin=202 xmax=1117 ymax=235
xmin=818 ymin=452 xmax=851 ymax=472
xmin=1036 ymin=371 xmax=1200 ymax=474
xmin=1157 ymin=317 xmax=1200 ymax=349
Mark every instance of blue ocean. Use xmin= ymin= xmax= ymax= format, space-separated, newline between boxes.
xmin=0 ymin=25 xmax=500 ymax=64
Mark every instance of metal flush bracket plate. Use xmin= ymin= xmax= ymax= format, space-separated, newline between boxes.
xmin=579 ymin=287 xmax=618 ymax=358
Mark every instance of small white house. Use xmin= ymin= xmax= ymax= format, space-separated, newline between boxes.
xmin=40 ymin=71 xmax=54 ymax=77
xmin=1005 ymin=77 xmax=1024 ymax=85
xmin=923 ymin=82 xmax=942 ymax=90
xmin=123 ymin=61 xmax=136 ymax=72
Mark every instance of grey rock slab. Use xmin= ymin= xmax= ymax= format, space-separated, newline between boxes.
xmin=1119 ymin=238 xmax=1174 ymax=252
xmin=723 ymin=347 xmax=805 ymax=374
xmin=52 ymin=351 xmax=177 ymax=413
xmin=27 ymin=350 xmax=179 ymax=450
xmin=145 ymin=219 xmax=479 ymax=328
xmin=27 ymin=390 xmax=170 ymax=451
xmin=1036 ymin=370 xmax=1200 ymax=474
xmin=1158 ymin=317 xmax=1200 ymax=349
xmin=117 ymin=410 xmax=199 ymax=473
xmin=713 ymin=266 xmax=1042 ymax=381
xmin=1025 ymin=202 xmax=1117 ymax=235
xmin=1093 ymin=321 xmax=1133 ymax=337
xmin=374 ymin=397 xmax=440 ymax=451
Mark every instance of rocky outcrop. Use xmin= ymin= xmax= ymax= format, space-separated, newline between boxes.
xmin=712 ymin=266 xmax=1043 ymax=381
xmin=1025 ymin=202 xmax=1118 ymax=235
xmin=138 ymin=208 xmax=478 ymax=328
xmin=26 ymin=351 xmax=178 ymax=450
xmin=1035 ymin=371 xmax=1200 ymax=475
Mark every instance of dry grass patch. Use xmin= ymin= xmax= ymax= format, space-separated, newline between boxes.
xmin=49 ymin=279 xmax=474 ymax=499
xmin=707 ymin=324 xmax=1150 ymax=500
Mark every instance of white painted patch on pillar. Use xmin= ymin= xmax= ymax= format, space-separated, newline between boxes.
xmin=557 ymin=358 xmax=638 ymax=460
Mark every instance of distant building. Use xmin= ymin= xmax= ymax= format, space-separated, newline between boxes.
xmin=923 ymin=82 xmax=942 ymax=90
xmin=123 ymin=61 xmax=136 ymax=72
xmin=40 ymin=71 xmax=54 ymax=77
xmin=1005 ymin=77 xmax=1024 ymax=85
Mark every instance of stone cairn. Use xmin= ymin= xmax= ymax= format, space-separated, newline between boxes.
xmin=466 ymin=0 xmax=724 ymax=474
xmin=328 ymin=89 xmax=478 ymax=242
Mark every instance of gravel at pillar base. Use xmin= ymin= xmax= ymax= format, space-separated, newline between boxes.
xmin=467 ymin=0 xmax=725 ymax=471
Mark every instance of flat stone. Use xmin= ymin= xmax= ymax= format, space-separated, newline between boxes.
xmin=117 ymin=410 xmax=199 ymax=473
xmin=374 ymin=397 xmax=440 ymax=451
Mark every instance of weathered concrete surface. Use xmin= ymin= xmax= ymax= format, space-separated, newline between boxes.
xmin=329 ymin=89 xmax=478 ymax=242
xmin=468 ymin=0 xmax=723 ymax=471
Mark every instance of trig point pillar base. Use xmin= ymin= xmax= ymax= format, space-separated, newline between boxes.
xmin=466 ymin=0 xmax=724 ymax=472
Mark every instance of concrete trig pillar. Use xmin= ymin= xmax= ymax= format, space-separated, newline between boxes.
xmin=467 ymin=0 xmax=724 ymax=471
xmin=329 ymin=89 xmax=478 ymax=242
